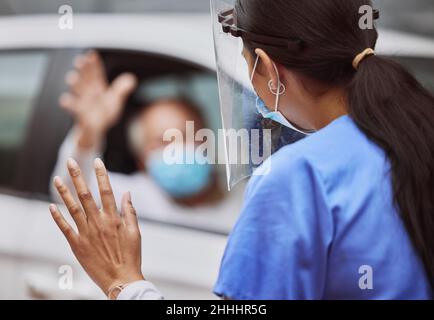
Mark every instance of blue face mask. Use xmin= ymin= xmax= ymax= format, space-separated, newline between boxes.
xmin=242 ymin=87 xmax=305 ymax=169
xmin=250 ymin=55 xmax=314 ymax=136
xmin=147 ymin=150 xmax=212 ymax=198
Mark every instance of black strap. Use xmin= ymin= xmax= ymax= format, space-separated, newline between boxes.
xmin=218 ymin=8 xmax=380 ymax=51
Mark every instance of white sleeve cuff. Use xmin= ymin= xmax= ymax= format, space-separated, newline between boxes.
xmin=117 ymin=280 xmax=164 ymax=300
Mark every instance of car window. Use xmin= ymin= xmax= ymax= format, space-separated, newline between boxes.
xmin=0 ymin=51 xmax=49 ymax=189
xmin=98 ymin=50 xmax=222 ymax=175
xmin=91 ymin=50 xmax=239 ymax=234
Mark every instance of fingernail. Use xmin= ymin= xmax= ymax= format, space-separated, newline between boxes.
xmin=127 ymin=191 xmax=132 ymax=202
xmin=67 ymin=158 xmax=78 ymax=169
xmin=94 ymin=158 xmax=105 ymax=169
xmin=53 ymin=176 xmax=62 ymax=187
xmin=49 ymin=204 xmax=56 ymax=214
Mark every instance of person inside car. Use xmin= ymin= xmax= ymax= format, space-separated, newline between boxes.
xmin=50 ymin=51 xmax=240 ymax=226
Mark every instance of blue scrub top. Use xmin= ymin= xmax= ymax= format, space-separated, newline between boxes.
xmin=214 ymin=115 xmax=432 ymax=300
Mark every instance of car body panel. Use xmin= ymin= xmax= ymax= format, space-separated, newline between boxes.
xmin=1 ymin=14 xmax=434 ymax=65
xmin=0 ymin=14 xmax=216 ymax=70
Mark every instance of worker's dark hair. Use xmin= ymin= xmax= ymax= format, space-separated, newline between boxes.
xmin=236 ymin=0 xmax=434 ymax=286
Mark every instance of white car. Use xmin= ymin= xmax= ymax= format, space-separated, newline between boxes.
xmin=0 ymin=13 xmax=433 ymax=299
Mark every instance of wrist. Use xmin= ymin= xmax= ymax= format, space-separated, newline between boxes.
xmin=75 ymin=125 xmax=105 ymax=152
xmin=107 ymin=283 xmax=130 ymax=300
xmin=104 ymin=273 xmax=146 ymax=299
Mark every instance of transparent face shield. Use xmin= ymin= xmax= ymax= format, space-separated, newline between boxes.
xmin=211 ymin=0 xmax=270 ymax=190
xmin=211 ymin=0 xmax=306 ymax=190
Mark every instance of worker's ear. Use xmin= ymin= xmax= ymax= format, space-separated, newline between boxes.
xmin=254 ymin=48 xmax=281 ymax=90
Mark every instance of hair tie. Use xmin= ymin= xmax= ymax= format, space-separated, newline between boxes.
xmin=352 ymin=48 xmax=375 ymax=70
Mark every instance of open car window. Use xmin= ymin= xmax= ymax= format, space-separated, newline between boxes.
xmin=96 ymin=50 xmax=240 ymax=234
xmin=1 ymin=48 xmax=431 ymax=237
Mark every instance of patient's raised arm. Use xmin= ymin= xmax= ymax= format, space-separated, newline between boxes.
xmin=50 ymin=51 xmax=137 ymax=202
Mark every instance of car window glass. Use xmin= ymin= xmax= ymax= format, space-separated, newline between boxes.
xmin=0 ymin=51 xmax=49 ymax=188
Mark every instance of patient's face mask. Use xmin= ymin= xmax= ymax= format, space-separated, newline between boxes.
xmin=250 ymin=55 xmax=313 ymax=136
xmin=146 ymin=149 xmax=212 ymax=199
xmin=128 ymin=119 xmax=212 ymax=198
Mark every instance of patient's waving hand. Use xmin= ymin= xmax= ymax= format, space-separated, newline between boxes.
xmin=49 ymin=158 xmax=144 ymax=297
xmin=59 ymin=51 xmax=137 ymax=151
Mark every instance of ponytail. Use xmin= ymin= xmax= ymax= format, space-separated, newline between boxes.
xmin=348 ymin=55 xmax=434 ymax=286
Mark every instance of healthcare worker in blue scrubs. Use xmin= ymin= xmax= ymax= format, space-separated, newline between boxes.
xmin=49 ymin=0 xmax=434 ymax=300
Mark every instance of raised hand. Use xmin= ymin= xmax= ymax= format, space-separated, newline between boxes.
xmin=49 ymin=158 xmax=144 ymax=297
xmin=59 ymin=51 xmax=138 ymax=150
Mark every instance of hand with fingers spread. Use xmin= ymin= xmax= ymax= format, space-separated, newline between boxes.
xmin=59 ymin=51 xmax=138 ymax=151
xmin=49 ymin=158 xmax=144 ymax=298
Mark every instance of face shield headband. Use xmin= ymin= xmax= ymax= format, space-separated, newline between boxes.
xmin=217 ymin=7 xmax=380 ymax=51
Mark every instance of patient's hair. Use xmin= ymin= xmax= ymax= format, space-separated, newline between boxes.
xmin=127 ymin=96 xmax=207 ymax=157
xmin=147 ymin=96 xmax=207 ymax=129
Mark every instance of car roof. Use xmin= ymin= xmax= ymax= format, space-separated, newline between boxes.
xmin=2 ymin=14 xmax=434 ymax=70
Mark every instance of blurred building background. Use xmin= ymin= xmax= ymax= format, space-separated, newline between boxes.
xmin=0 ymin=0 xmax=211 ymax=14
xmin=0 ymin=0 xmax=433 ymax=37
